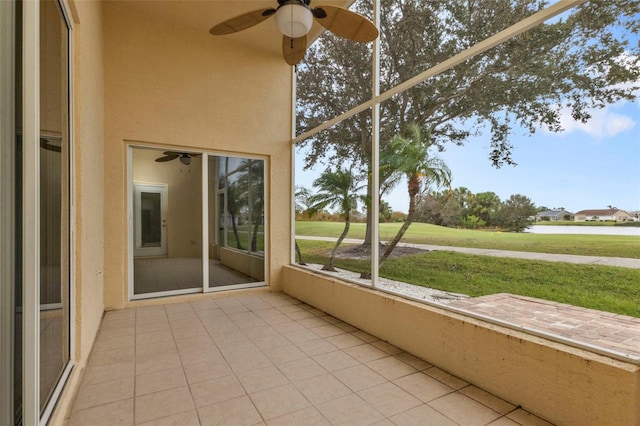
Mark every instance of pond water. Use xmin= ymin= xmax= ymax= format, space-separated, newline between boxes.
xmin=526 ymin=225 xmax=640 ymax=236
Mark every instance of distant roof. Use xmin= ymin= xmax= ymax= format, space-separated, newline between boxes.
xmin=538 ymin=210 xmax=571 ymax=216
xmin=574 ymin=209 xmax=626 ymax=216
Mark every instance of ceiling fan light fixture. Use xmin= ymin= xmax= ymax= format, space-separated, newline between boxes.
xmin=179 ymin=155 xmax=192 ymax=165
xmin=275 ymin=3 xmax=313 ymax=38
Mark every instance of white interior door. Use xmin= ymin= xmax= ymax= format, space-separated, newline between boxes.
xmin=134 ymin=183 xmax=168 ymax=257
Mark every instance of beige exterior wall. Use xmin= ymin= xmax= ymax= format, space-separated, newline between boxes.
xmin=51 ymin=0 xmax=106 ymax=424
xmin=282 ymin=266 xmax=640 ymax=426
xmin=71 ymin=0 xmax=106 ymax=365
xmin=102 ymin=2 xmax=293 ymax=309
xmin=614 ymin=210 xmax=634 ymax=222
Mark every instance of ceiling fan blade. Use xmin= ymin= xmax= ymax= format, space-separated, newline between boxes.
xmin=313 ymin=5 xmax=378 ymax=42
xmin=155 ymin=154 xmax=179 ymax=162
xmin=40 ymin=137 xmax=62 ymax=152
xmin=210 ymin=8 xmax=276 ymax=35
xmin=283 ymin=35 xmax=308 ymax=65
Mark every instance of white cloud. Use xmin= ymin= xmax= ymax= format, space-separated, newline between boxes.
xmin=551 ymin=51 xmax=640 ymax=138
xmin=556 ymin=105 xmax=637 ymax=138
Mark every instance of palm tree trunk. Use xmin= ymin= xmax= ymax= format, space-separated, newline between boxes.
xmin=379 ymin=216 xmax=413 ymax=265
xmin=379 ymin=178 xmax=418 ymax=265
xmin=250 ymin=214 xmax=260 ymax=251
xmin=323 ymin=219 xmax=350 ymax=271
xmin=295 ymin=240 xmax=306 ymax=265
xmin=230 ymin=213 xmax=244 ymax=250
xmin=362 ymin=175 xmax=374 ymax=247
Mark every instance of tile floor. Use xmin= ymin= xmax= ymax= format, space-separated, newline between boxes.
xmin=67 ymin=291 xmax=553 ymax=425
xmin=134 ymin=258 xmax=259 ymax=295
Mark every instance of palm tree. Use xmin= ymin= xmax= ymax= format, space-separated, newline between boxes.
xmin=307 ymin=167 xmax=364 ymax=271
xmin=225 ymin=182 xmax=245 ymax=250
xmin=294 ymin=186 xmax=313 ymax=264
xmin=379 ymin=123 xmax=452 ymax=265
xmin=233 ymin=159 xmax=265 ymax=253
xmin=247 ymin=161 xmax=264 ymax=252
xmin=295 ymin=186 xmax=312 ymax=217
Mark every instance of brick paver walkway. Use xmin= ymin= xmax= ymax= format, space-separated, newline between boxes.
xmin=449 ymin=294 xmax=640 ymax=361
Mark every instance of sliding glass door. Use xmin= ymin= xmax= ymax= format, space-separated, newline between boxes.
xmin=208 ymin=156 xmax=265 ymax=289
xmin=130 ymin=148 xmax=266 ymax=299
xmin=1 ymin=1 xmax=17 ymax=424
xmin=38 ymin=0 xmax=72 ymax=418
xmin=2 ymin=1 xmax=73 ymax=424
xmin=131 ymin=147 xmax=203 ymax=296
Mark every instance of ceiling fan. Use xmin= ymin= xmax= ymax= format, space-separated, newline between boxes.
xmin=209 ymin=0 xmax=379 ymax=65
xmin=40 ymin=137 xmax=62 ymax=152
xmin=155 ymin=151 xmax=201 ymax=165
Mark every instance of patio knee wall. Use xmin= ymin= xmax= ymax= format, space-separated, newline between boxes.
xmin=220 ymin=248 xmax=265 ymax=281
xmin=282 ymin=265 xmax=640 ymax=425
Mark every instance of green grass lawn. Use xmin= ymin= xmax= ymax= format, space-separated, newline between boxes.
xmin=295 ymin=221 xmax=640 ymax=259
xmin=223 ymin=226 xmax=265 ymax=252
xmin=297 ymin=240 xmax=640 ymax=317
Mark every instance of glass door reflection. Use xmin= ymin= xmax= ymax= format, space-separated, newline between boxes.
xmin=207 ymin=155 xmax=265 ymax=289
xmin=132 ymin=147 xmax=202 ymax=296
xmin=130 ymin=149 xmax=266 ymax=298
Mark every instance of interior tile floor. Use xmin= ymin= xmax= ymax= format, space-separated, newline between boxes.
xmin=67 ymin=291 xmax=553 ymax=425
xmin=134 ymin=258 xmax=260 ymax=295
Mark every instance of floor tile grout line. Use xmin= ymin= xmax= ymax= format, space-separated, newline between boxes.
xmin=164 ymin=303 xmax=202 ymax=425
xmin=427 ymin=385 xmax=507 ymax=426
xmin=73 ymin=293 xmax=552 ymax=426
xmin=497 ymin=406 xmax=530 ymax=426
xmin=185 ymin=297 xmax=229 ymax=425
xmin=231 ymin=298 xmax=303 ymax=425
xmin=455 ymin=383 xmax=525 ymax=419
xmin=289 ymin=313 xmax=486 ymax=424
xmin=193 ymin=301 xmax=262 ymax=423
xmin=156 ymin=296 xmax=476 ymax=426
xmin=240 ymin=297 xmax=338 ymax=423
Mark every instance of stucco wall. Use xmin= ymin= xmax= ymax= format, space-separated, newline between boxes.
xmin=102 ymin=2 xmax=293 ymax=309
xmin=72 ymin=0 xmax=106 ymax=365
xmin=51 ymin=0 xmax=106 ymax=424
xmin=283 ymin=266 xmax=640 ymax=426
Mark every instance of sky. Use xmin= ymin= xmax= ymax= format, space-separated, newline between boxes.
xmin=293 ymin=3 xmax=640 ymax=216
xmin=295 ymin=96 xmax=640 ymax=215
xmin=386 ymin=97 xmax=640 ymax=214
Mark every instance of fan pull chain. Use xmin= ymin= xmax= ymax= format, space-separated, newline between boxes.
xmin=289 ymin=4 xmax=294 ymax=42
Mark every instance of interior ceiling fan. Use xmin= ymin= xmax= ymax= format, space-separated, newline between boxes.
xmin=209 ymin=0 xmax=379 ymax=65
xmin=155 ymin=151 xmax=201 ymax=165
xmin=40 ymin=137 xmax=62 ymax=153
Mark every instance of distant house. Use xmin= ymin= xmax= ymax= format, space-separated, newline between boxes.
xmin=574 ymin=208 xmax=635 ymax=222
xmin=536 ymin=210 xmax=573 ymax=221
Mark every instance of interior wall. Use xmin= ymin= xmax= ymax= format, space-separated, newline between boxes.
xmin=102 ymin=2 xmax=293 ymax=309
xmin=132 ymin=148 xmax=202 ymax=258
